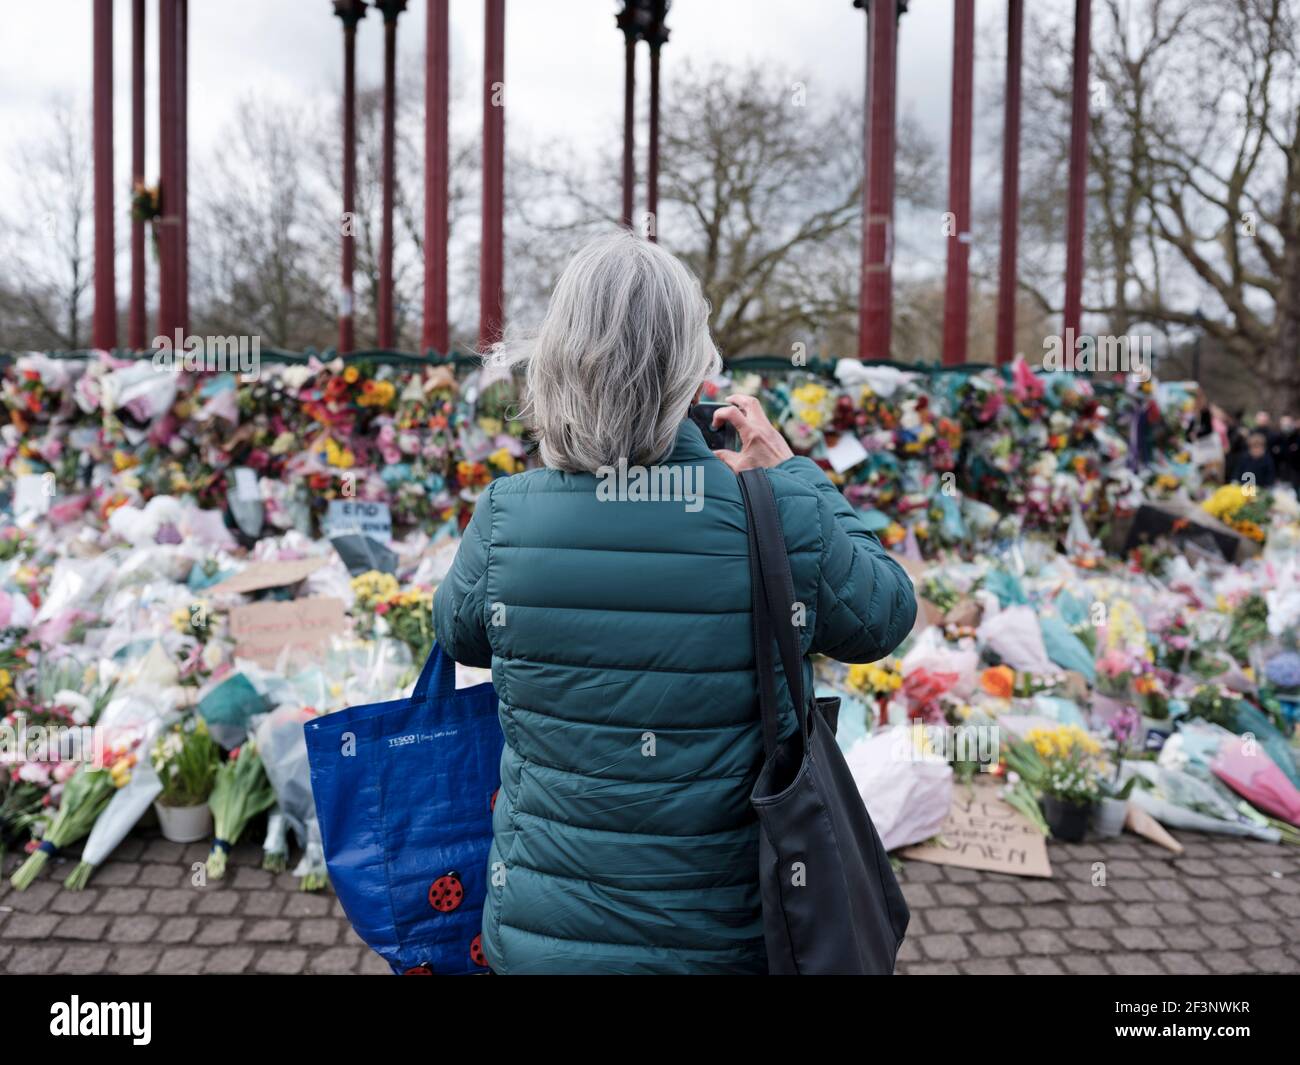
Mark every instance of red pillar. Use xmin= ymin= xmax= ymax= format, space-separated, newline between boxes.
xmin=479 ymin=0 xmax=506 ymax=350
xmin=941 ymin=0 xmax=975 ymax=366
xmin=995 ymin=0 xmax=1023 ymax=365
xmin=422 ymin=0 xmax=450 ymax=356
xmin=1063 ymin=0 xmax=1092 ymax=340
xmin=176 ymin=0 xmax=188 ymax=334
xmin=645 ymin=4 xmax=669 ymax=242
xmin=92 ymin=0 xmax=117 ymax=351
xmin=646 ymin=45 xmax=660 ymax=239
xmin=376 ymin=1 xmax=406 ymax=350
xmin=858 ymin=0 xmax=900 ymax=361
xmin=157 ymin=0 xmax=176 ymax=340
xmin=129 ymin=0 xmax=146 ymax=349
xmin=335 ymin=2 xmax=367 ymax=355
xmin=620 ymin=25 xmax=636 ymax=228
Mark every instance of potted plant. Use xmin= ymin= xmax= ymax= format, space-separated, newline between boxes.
xmin=1025 ymin=725 xmax=1101 ymax=842
xmin=150 ymin=716 xmax=220 ymax=843
xmin=1093 ymin=776 xmax=1137 ymax=839
xmin=1092 ymin=705 xmax=1140 ymax=839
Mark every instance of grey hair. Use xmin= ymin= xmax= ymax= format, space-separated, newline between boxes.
xmin=485 ymin=230 xmax=722 ymax=472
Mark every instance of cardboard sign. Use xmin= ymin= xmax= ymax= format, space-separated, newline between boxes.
xmin=901 ymin=780 xmax=1052 ymax=878
xmin=326 ymin=500 xmax=392 ymax=544
xmin=208 ymin=557 xmax=326 ymax=597
xmin=229 ymin=596 xmax=347 ymax=666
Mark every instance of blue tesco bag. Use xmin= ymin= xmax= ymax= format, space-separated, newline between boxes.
xmin=306 ymin=644 xmax=503 ymax=974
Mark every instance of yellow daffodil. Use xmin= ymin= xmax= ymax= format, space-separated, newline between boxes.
xmin=488 ymin=447 xmax=523 ymax=474
xmin=323 ymin=437 xmax=356 ymax=469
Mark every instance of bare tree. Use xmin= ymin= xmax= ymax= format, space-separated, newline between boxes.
xmin=510 ymin=61 xmax=940 ymax=360
xmin=190 ymin=97 xmax=336 ymax=348
xmin=1017 ymin=0 xmax=1300 ymax=413
xmin=0 ymin=99 xmax=93 ymax=349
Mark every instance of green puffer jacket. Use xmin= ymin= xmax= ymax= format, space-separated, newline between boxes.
xmin=432 ymin=418 xmax=917 ymax=974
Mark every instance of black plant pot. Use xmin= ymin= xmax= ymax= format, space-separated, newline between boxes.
xmin=1041 ymin=796 xmax=1093 ymax=842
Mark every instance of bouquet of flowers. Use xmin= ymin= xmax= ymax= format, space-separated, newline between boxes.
xmin=206 ymin=741 xmax=276 ymax=879
xmin=1262 ymin=649 xmax=1300 ymax=696
xmin=1133 ymin=667 xmax=1170 ymax=721
xmin=1154 ymin=613 xmax=1193 ymax=672
xmin=1202 ymin=484 xmax=1272 ymax=542
xmin=846 ymin=660 xmax=904 ymax=699
xmin=9 ymin=762 xmax=119 ymax=890
xmin=1001 ymin=776 xmax=1050 ymax=835
xmin=0 ymin=774 xmax=44 ymax=865
xmin=151 ymin=716 xmax=221 ymax=808
xmin=352 ymin=570 xmax=435 ymax=662
xmin=979 ymin=665 xmax=1015 ymax=699
xmin=1000 ymin=734 xmax=1053 ymax=834
xmin=846 ymin=659 xmax=904 ymax=727
xmin=1225 ymin=594 xmax=1269 ymax=665
xmin=64 ymin=754 xmax=161 ymax=890
xmin=1024 ymin=724 xmax=1103 ymax=806
xmin=1095 ymin=647 xmax=1138 ymax=700
xmin=1128 ymin=541 xmax=1175 ymax=577
xmin=1187 ymin=684 xmax=1242 ymax=730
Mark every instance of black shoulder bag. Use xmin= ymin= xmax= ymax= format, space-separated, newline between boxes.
xmin=739 ymin=467 xmax=910 ymax=975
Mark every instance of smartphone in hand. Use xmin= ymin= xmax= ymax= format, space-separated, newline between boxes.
xmin=688 ymin=403 xmax=740 ymax=452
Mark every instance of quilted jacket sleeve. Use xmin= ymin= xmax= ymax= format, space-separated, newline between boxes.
xmin=777 ymin=457 xmax=917 ymax=663
xmin=431 ymin=480 xmax=495 ymax=667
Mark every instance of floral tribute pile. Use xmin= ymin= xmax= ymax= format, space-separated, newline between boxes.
xmin=818 ymin=520 xmax=1300 ymax=850
xmin=0 ymin=349 xmax=1295 ymax=894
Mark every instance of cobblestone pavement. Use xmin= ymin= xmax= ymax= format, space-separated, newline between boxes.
xmin=2 ymin=829 xmax=1297 ymax=975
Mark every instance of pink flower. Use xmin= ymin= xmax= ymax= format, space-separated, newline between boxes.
xmin=376 ymin=424 xmax=402 ymax=465
xmin=1011 ymin=355 xmax=1044 ymax=403
xmin=978 ymin=391 xmax=1003 ymax=422
xmin=1096 ymin=648 xmax=1134 ymax=679
xmin=1110 ymin=705 xmax=1141 ymax=745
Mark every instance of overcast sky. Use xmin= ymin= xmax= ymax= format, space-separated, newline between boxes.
xmin=0 ymin=0 xmax=1085 ymax=306
xmin=0 ymin=1 xmax=1026 ymax=193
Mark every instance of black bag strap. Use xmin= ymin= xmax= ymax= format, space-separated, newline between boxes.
xmin=744 ymin=494 xmax=781 ymax=758
xmin=739 ymin=468 xmax=809 ymax=756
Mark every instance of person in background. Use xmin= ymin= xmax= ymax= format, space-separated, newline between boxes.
xmin=1209 ymin=404 xmax=1231 ymax=452
xmin=1229 ymin=429 xmax=1277 ymax=489
xmin=1225 ymin=409 xmax=1249 ymax=473
xmin=1274 ymin=414 xmax=1299 ymax=486
xmin=1187 ymin=391 xmax=1214 ymax=440
xmin=1255 ymin=410 xmax=1280 ymax=455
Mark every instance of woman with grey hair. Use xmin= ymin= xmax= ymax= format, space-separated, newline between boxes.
xmin=433 ymin=229 xmax=916 ymax=974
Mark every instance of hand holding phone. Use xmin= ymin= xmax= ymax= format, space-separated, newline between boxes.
xmin=707 ymin=395 xmax=795 ymax=473
xmin=689 ymin=403 xmax=740 ymax=452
